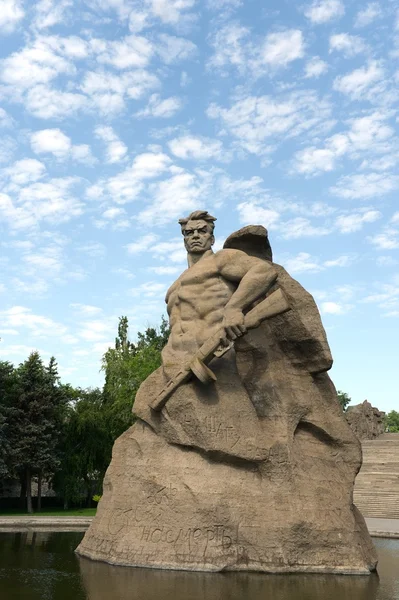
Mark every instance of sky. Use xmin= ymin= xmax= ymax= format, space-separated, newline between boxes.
xmin=0 ymin=0 xmax=398 ymax=413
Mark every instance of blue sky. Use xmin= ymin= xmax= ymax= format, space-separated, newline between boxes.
xmin=0 ymin=0 xmax=398 ymax=413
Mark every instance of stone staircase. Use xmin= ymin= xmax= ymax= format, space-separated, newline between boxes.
xmin=354 ymin=433 xmax=399 ymax=519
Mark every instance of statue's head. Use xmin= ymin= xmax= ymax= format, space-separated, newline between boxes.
xmin=179 ymin=210 xmax=217 ymax=255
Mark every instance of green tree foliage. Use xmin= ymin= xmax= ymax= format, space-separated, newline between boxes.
xmin=102 ymin=316 xmax=169 ymax=438
xmin=0 ymin=316 xmax=170 ymax=511
xmin=0 ymin=361 xmax=17 ymax=479
xmin=53 ymin=387 xmax=112 ymax=508
xmin=6 ymin=352 xmax=67 ymax=513
xmin=337 ymin=390 xmax=351 ymax=411
xmin=385 ymin=410 xmax=399 ymax=433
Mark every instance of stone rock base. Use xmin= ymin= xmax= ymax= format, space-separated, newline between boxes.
xmin=77 ymin=421 xmax=377 ymax=574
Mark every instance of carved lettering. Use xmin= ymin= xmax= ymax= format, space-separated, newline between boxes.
xmin=141 ymin=526 xmax=151 ymax=542
xmin=138 ymin=524 xmax=236 ymax=552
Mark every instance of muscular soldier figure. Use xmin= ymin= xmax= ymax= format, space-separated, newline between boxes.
xmin=134 ymin=210 xmax=280 ymax=461
xmin=161 ymin=210 xmax=277 ymax=377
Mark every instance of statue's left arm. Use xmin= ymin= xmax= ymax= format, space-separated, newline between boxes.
xmin=215 ymin=249 xmax=278 ymax=340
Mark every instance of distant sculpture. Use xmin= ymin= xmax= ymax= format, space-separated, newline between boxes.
xmin=346 ymin=401 xmax=386 ymax=441
xmin=77 ymin=212 xmax=377 ymax=574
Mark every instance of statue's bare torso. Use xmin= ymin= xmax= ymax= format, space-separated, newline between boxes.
xmin=162 ymin=248 xmax=276 ymax=372
xmin=164 ymin=252 xmax=236 ymax=364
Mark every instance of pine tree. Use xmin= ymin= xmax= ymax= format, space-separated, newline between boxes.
xmin=7 ymin=352 xmax=66 ymax=513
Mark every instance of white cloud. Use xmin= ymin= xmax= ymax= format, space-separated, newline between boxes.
xmin=304 ymin=56 xmax=328 ymax=78
xmin=126 ymin=0 xmax=197 ymax=30
xmin=150 ymin=238 xmax=187 ymax=263
xmin=155 ymin=34 xmax=197 ymax=64
xmin=360 ymin=154 xmax=399 ymax=172
xmin=145 ymin=0 xmax=197 ymax=26
xmin=77 ymin=242 xmax=106 ymax=257
xmin=261 ymin=29 xmax=305 ymax=67
xmin=130 ymin=281 xmax=167 ymax=297
xmin=376 ymin=256 xmax=397 ymax=267
xmin=0 ymin=37 xmax=74 ymax=92
xmin=280 ymin=217 xmax=330 ymax=239
xmin=335 ymin=209 xmax=381 ymax=233
xmin=320 ymin=301 xmax=349 ymax=315
xmin=138 ymin=171 xmax=204 ymax=225
xmin=284 ymin=252 xmax=322 ymax=274
xmin=90 ymin=151 xmax=172 ymax=204
xmin=94 ymin=125 xmax=127 ymax=164
xmin=23 ymin=247 xmax=64 ymax=277
xmin=126 ymin=233 xmax=158 ymax=254
xmin=237 ymin=201 xmax=280 ymax=228
xmin=333 ymin=61 xmax=384 ymax=100
xmin=26 ymin=85 xmax=87 ymax=119
xmin=329 ymin=33 xmax=367 ymax=57
xmin=292 ymin=111 xmax=394 ymax=176
xmin=323 ymin=256 xmax=352 ymax=267
xmin=0 ymin=344 xmax=50 ymax=359
xmin=168 ymin=135 xmax=224 ymax=160
xmin=206 ymin=0 xmax=242 ymax=9
xmin=354 ymin=3 xmax=382 ymax=28
xmin=0 ymin=168 xmax=83 ymax=230
xmin=208 ymin=90 xmax=331 ymax=156
xmin=136 ymin=93 xmax=183 ymax=118
xmin=331 ymin=172 xmax=399 ymax=199
xmin=369 ymin=228 xmax=399 ymax=250
xmin=0 ymin=0 xmax=24 ymax=34
xmin=361 ymin=280 xmax=399 ymax=316
xmin=80 ymin=69 xmax=159 ymax=115
xmin=304 ymin=0 xmax=345 ymax=24
xmin=0 ymin=306 xmax=67 ymax=337
xmin=93 ymin=35 xmax=153 ymax=70
xmin=30 ymin=128 xmax=94 ymax=163
xmin=12 ymin=278 xmax=49 ymax=295
xmin=0 ymin=138 xmax=16 ymax=164
xmin=79 ymin=319 xmax=115 ymax=342
xmin=149 ymin=265 xmax=181 ymax=275
xmin=208 ymin=25 xmax=304 ymax=75
xmin=282 ymin=252 xmax=354 ymax=274
xmin=33 ymin=0 xmax=72 ymax=30
xmin=2 ymin=158 xmax=46 ymax=187
xmin=0 ymin=108 xmax=13 ymax=128
xmin=208 ymin=23 xmax=249 ymax=73
xmin=70 ymin=303 xmax=103 ymax=316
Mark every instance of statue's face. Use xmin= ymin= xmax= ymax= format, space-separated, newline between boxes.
xmin=183 ymin=219 xmax=214 ymax=254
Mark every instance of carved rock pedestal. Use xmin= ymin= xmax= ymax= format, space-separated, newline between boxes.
xmin=77 ymin=417 xmax=377 ymax=574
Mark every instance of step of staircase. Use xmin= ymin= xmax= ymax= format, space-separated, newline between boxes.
xmin=354 ymin=435 xmax=399 ymax=519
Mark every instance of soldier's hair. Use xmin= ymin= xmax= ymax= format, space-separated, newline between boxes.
xmin=178 ymin=210 xmax=217 ymax=234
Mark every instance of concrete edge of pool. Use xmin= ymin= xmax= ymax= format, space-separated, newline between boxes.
xmin=0 ymin=517 xmax=398 ymax=539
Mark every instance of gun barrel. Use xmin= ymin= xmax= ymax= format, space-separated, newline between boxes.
xmin=150 ymin=288 xmax=291 ymax=412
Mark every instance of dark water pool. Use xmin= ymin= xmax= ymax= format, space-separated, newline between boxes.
xmin=0 ymin=532 xmax=398 ymax=600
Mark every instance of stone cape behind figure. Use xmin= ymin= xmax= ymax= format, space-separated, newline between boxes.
xmin=77 ymin=212 xmax=377 ymax=575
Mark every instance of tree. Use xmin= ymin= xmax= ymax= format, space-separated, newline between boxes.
xmin=7 ymin=352 xmax=67 ymax=513
xmin=102 ymin=316 xmax=169 ymax=438
xmin=52 ymin=387 xmax=112 ymax=508
xmin=385 ymin=410 xmax=399 ymax=433
xmin=0 ymin=361 xmax=17 ymax=479
xmin=337 ymin=390 xmax=351 ymax=411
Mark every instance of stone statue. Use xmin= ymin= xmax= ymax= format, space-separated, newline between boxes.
xmin=77 ymin=211 xmax=377 ymax=574
xmin=346 ymin=401 xmax=386 ymax=441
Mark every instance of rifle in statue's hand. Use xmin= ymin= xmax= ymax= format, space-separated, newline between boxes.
xmin=149 ymin=288 xmax=291 ymax=412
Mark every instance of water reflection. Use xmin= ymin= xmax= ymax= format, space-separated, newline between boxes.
xmin=79 ymin=555 xmax=380 ymax=600
xmin=0 ymin=533 xmax=398 ymax=600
